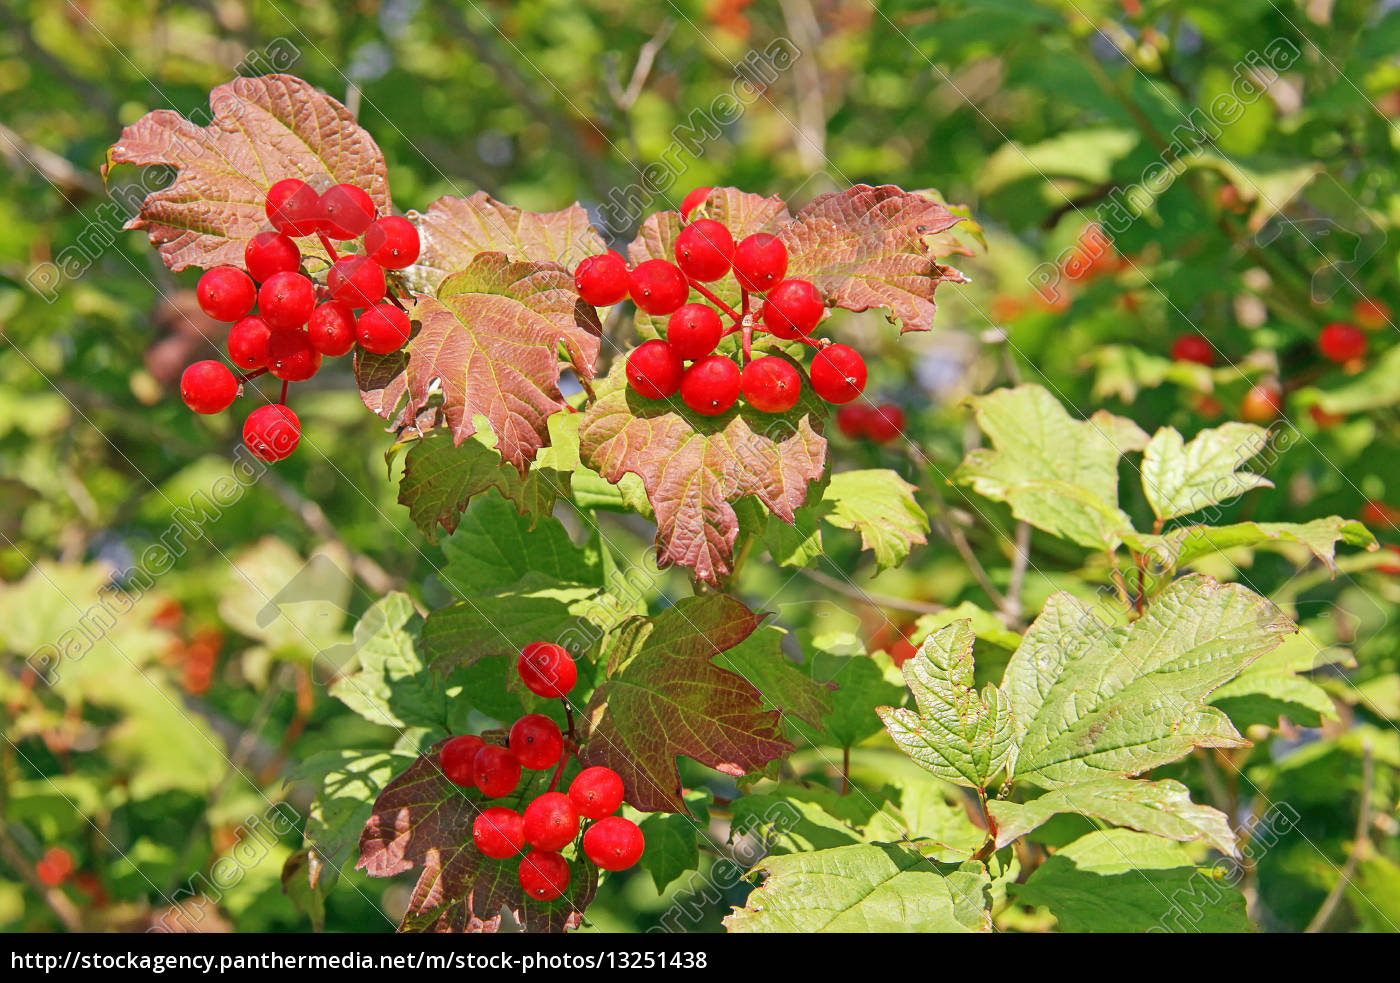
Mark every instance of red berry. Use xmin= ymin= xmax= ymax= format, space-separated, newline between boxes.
xmin=681 ymin=355 xmax=741 ymax=416
xmin=568 ymin=766 xmax=624 ymax=820
xmin=582 ymin=816 xmax=645 ymax=871
xmin=473 ymin=807 xmax=525 ymax=860
xmin=1240 ymin=381 xmax=1284 ymax=423
xmin=674 ymin=219 xmax=734 ymax=282
xmin=628 ymin=259 xmax=689 ymax=315
xmin=439 ymin=735 xmax=485 ymax=786
xmin=228 ymin=315 xmax=272 ymax=370
xmin=265 ymin=178 xmax=323 ymax=237
xmin=516 ymin=642 xmax=577 ymax=699
xmin=518 ymin=849 xmax=570 ymax=901
xmin=761 ymin=279 xmax=824 ymax=338
xmin=318 ymin=183 xmax=376 ymax=240
xmin=244 ymin=231 xmax=301 ymax=283
xmin=356 ymin=303 xmax=412 ymax=354
xmin=328 ymin=255 xmax=387 ymax=308
xmin=810 ymin=344 xmax=867 ymax=404
xmin=1319 ymin=322 xmax=1366 ymax=364
xmin=574 ymin=252 xmax=630 ymax=307
xmin=257 ymin=271 xmax=316 ymax=331
xmin=740 ymin=356 xmax=802 ymax=413
xmin=196 ymin=267 xmax=256 ymax=322
xmin=626 ymin=339 xmax=684 ymax=400
xmin=680 ymin=186 xmax=712 ymax=221
xmin=1170 ymin=333 xmax=1215 ymax=366
xmin=836 ymin=404 xmax=872 ymax=439
xmin=364 ymin=215 xmax=421 ymax=269
xmin=307 ymin=301 xmax=357 ymax=357
xmin=732 ymin=233 xmax=788 ymax=293
xmin=1310 ymin=404 xmax=1345 ymax=429
xmin=666 ymin=304 xmax=724 ymax=360
xmin=1362 ymin=500 xmax=1400 ymax=526
xmin=866 ymin=404 xmax=905 ymax=443
xmin=180 ymin=360 xmax=238 ymax=414
xmin=473 ymin=745 xmax=522 ymax=799
xmin=242 ymin=404 xmax=300 ymax=462
xmin=522 ymin=792 xmax=579 ymax=852
xmin=266 ymin=329 xmax=323 ymax=382
xmin=1353 ymin=297 xmax=1390 ymax=330
xmin=508 ymin=714 xmax=564 ymax=770
xmin=35 ymin=847 xmax=73 ymax=887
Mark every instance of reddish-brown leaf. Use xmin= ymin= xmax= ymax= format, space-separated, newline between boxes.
xmin=355 ymin=252 xmax=600 ymax=471
xmin=578 ymin=358 xmax=826 ymax=586
xmin=357 ymin=744 xmax=596 ymax=933
xmin=105 ymin=74 xmax=390 ymax=272
xmin=578 ymin=595 xmax=792 ymax=814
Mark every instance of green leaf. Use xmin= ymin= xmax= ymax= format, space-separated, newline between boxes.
xmin=729 ymin=783 xmax=870 ymax=854
xmin=725 ymin=844 xmax=991 ymax=932
xmin=577 ymin=595 xmax=791 ymax=813
xmin=988 ymin=778 xmax=1236 ymax=856
xmin=637 ymin=813 xmax=699 ymax=894
xmin=798 ymin=632 xmax=905 ymax=748
xmin=1302 ymin=344 xmax=1400 ymax=415
xmin=1141 ymin=423 xmax=1272 ymax=522
xmin=1014 ymin=830 xmax=1252 ymax=932
xmin=1089 ymin=344 xmax=1215 ymax=402
xmin=713 ymin=625 xmax=833 ymax=733
xmin=819 ymin=469 xmax=929 ymax=569
xmin=217 ymin=540 xmax=352 ymax=667
xmin=327 ymin=593 xmax=446 ymax=734
xmin=440 ymin=493 xmax=599 ymax=596
xmin=977 ymin=128 xmax=1139 ymax=196
xmin=289 ymin=749 xmax=414 ymax=889
xmin=911 ymin=601 xmax=1023 ymax=652
xmin=1210 ymin=629 xmax=1350 ymax=729
xmin=1004 ymin=574 xmax=1294 ymax=787
xmin=765 ymin=504 xmax=825 ymax=568
xmin=1129 ymin=517 xmax=1377 ymax=573
xmin=954 ymin=385 xmax=1145 ymax=550
xmin=877 ymin=621 xmax=1016 ymax=789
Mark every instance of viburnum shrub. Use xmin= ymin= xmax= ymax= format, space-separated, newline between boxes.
xmin=108 ymin=74 xmax=1380 ymax=936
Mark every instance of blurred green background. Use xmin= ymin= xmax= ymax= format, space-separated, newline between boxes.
xmin=2 ymin=0 xmax=1399 ymax=932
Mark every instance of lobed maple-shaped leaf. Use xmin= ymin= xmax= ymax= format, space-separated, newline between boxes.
xmin=577 ymin=595 xmax=791 ymax=813
xmin=356 ymin=252 xmax=600 ymax=472
xmin=819 ymin=469 xmax=929 ymax=569
xmin=1140 ymin=422 xmax=1272 ymax=522
xmin=105 ymin=74 xmax=390 ymax=272
xmin=413 ymin=192 xmax=606 ymax=293
xmin=577 ymin=359 xmax=826 ymax=586
xmin=357 ymin=743 xmax=596 ymax=933
xmin=1126 ymin=517 xmax=1376 ymax=574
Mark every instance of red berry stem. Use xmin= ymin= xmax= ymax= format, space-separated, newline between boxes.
xmin=741 ymin=289 xmax=751 ymax=316
xmin=384 ymin=285 xmax=410 ymax=314
xmin=545 ymin=748 xmax=573 ymax=794
xmin=317 ymin=232 xmax=340 ymax=264
xmin=562 ymin=699 xmax=575 ymax=741
xmin=279 ymin=379 xmax=289 ymax=404
xmin=235 ymin=367 xmax=269 ymax=384
xmin=686 ymin=279 xmax=742 ymax=322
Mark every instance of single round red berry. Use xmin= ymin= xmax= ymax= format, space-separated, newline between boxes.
xmin=866 ymin=404 xmax=905 ymax=443
xmin=257 ymin=271 xmax=316 ymax=331
xmin=363 ymin=215 xmax=421 ymax=269
xmin=1310 ymin=404 xmax=1345 ymax=429
xmin=626 ymin=339 xmax=684 ymax=400
xmin=1170 ymin=333 xmax=1215 ymax=366
xmin=680 ymin=186 xmax=712 ymax=221
xmin=473 ymin=807 xmax=525 ymax=860
xmin=356 ymin=303 xmax=411 ymax=354
xmin=681 ymin=355 xmax=741 ymax=416
xmin=836 ymin=404 xmax=872 ymax=439
xmin=244 ymin=231 xmax=301 ymax=283
xmin=740 ymin=356 xmax=802 ymax=414
xmin=1319 ymin=322 xmax=1366 ymax=364
xmin=666 ymin=304 xmax=724 ymax=361
xmin=810 ymin=344 xmax=867 ymax=404
xmin=522 ymin=792 xmax=579 ymax=852
xmin=265 ymin=178 xmax=323 ymax=237
xmin=761 ymin=279 xmax=824 ymax=338
xmin=516 ymin=642 xmax=577 ymax=699
xmin=35 ymin=847 xmax=73 ymax=887
xmin=440 ymin=735 xmax=485 ymax=786
xmin=1353 ymin=297 xmax=1390 ymax=330
xmin=568 ymin=766 xmax=624 ymax=820
xmin=629 ymin=259 xmax=689 ymax=316
xmin=1240 ymin=381 xmax=1284 ymax=423
xmin=196 ymin=267 xmax=256 ymax=322
xmin=574 ymin=252 xmax=630 ymax=307
xmin=228 ymin=315 xmax=272 ymax=370
xmin=518 ymin=849 xmax=570 ymax=901
xmin=307 ymin=301 xmax=357 ymax=356
xmin=180 ymin=360 xmax=238 ymax=414
xmin=266 ymin=329 xmax=323 ymax=382
xmin=318 ymin=183 xmax=376 ymax=240
xmin=508 ymin=714 xmax=564 ymax=771
xmin=328 ymin=255 xmax=387 ymax=308
xmin=674 ymin=219 xmax=734 ymax=282
xmin=732 ymin=233 xmax=788 ymax=293
xmin=582 ymin=816 xmax=645 ymax=872
xmin=242 ymin=403 xmax=300 ymax=462
xmin=473 ymin=745 xmax=522 ymax=799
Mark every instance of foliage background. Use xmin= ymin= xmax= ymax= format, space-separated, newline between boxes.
xmin=1 ymin=0 xmax=1398 ymax=932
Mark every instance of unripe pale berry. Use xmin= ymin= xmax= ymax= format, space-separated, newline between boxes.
xmin=242 ymin=404 xmax=300 ymax=462
xmin=740 ymin=356 xmax=802 ymax=414
xmin=1240 ymin=381 xmax=1284 ymax=423
xmin=809 ymin=344 xmax=866 ymax=404
xmin=681 ymin=355 xmax=741 ymax=416
xmin=626 ymin=339 xmax=684 ymax=400
xmin=574 ymin=252 xmax=630 ymax=307
xmin=196 ymin=267 xmax=256 ymax=322
xmin=180 ymin=360 xmax=238 ymax=414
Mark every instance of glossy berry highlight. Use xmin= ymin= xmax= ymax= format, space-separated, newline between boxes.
xmin=761 ymin=279 xmax=824 ymax=338
xmin=318 ymin=183 xmax=375 ymax=240
xmin=666 ymin=304 xmax=723 ymax=361
xmin=732 ymin=233 xmax=788 ymax=292
xmin=196 ymin=267 xmax=256 ymax=322
xmin=582 ymin=816 xmax=645 ymax=871
xmin=355 ymin=304 xmax=411 ymax=354
xmin=308 ymin=301 xmax=357 ymax=357
xmin=508 ymin=714 xmax=564 ymax=771
xmin=681 ymin=355 xmax=742 ymax=416
xmin=265 ymin=178 xmax=322 ymax=237
xmin=809 ymin=344 xmax=867 ymax=404
xmin=258 ymin=271 xmax=316 ymax=331
xmin=575 ymin=252 xmax=630 ymax=307
xmin=518 ymin=849 xmax=570 ymax=901
xmin=516 ymin=642 xmax=577 ymax=699
xmin=180 ymin=361 xmax=238 ymax=414
xmin=522 ymin=792 xmax=579 ymax=852
xmin=626 ymin=339 xmax=684 ymax=400
xmin=568 ymin=766 xmax=624 ymax=820
xmin=473 ymin=807 xmax=525 ymax=860
xmin=473 ymin=745 xmax=522 ymax=798
xmin=242 ymin=404 xmax=301 ymax=462
xmin=741 ymin=356 xmax=802 ymax=414
xmin=364 ymin=215 xmax=421 ymax=269
xmin=628 ymin=259 xmax=689 ymax=316
xmin=244 ymin=231 xmax=301 ymax=283
xmin=674 ymin=219 xmax=735 ymax=282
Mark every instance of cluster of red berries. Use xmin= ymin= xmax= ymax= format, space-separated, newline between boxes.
xmin=437 ymin=641 xmax=644 ymax=902
xmin=575 ymin=188 xmax=866 ymax=417
xmin=179 ymin=178 xmax=421 ymax=462
xmin=836 ymin=403 xmax=905 ymax=444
